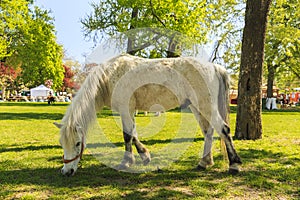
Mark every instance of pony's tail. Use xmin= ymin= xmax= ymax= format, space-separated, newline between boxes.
xmin=215 ymin=64 xmax=230 ymax=162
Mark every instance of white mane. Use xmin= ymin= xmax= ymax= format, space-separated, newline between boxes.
xmin=60 ymin=60 xmax=110 ymax=145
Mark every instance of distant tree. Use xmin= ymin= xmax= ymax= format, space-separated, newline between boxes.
xmin=62 ymin=57 xmax=82 ymax=90
xmin=265 ymin=0 xmax=300 ymax=96
xmin=235 ymin=0 xmax=272 ymax=140
xmin=0 ymin=63 xmax=21 ymax=99
xmin=61 ymin=65 xmax=79 ymax=92
xmin=0 ymin=0 xmax=29 ymax=61
xmin=15 ymin=6 xmax=64 ymax=89
xmin=0 ymin=0 xmax=64 ymax=90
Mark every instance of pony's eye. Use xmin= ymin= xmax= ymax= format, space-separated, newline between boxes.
xmin=76 ymin=142 xmax=81 ymax=147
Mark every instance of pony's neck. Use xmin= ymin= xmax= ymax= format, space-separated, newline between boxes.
xmin=62 ymin=65 xmax=107 ymax=132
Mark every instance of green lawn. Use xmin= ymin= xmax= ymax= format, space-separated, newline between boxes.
xmin=0 ymin=103 xmax=299 ymax=199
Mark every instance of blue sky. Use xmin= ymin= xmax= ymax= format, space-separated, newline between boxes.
xmin=34 ymin=0 xmax=95 ymax=63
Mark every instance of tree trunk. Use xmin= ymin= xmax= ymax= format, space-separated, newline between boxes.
xmin=235 ymin=0 xmax=272 ymax=140
xmin=266 ymin=64 xmax=277 ymax=98
xmin=167 ymin=34 xmax=181 ymax=58
xmin=127 ymin=7 xmax=139 ymax=55
xmin=1 ymin=85 xmax=6 ymax=101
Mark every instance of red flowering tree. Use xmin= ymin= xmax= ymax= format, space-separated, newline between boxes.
xmin=61 ymin=65 xmax=78 ymax=92
xmin=0 ymin=63 xmax=21 ymax=99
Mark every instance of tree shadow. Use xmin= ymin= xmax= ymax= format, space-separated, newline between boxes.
xmin=0 ymin=112 xmax=64 ymax=120
xmin=0 ymin=102 xmax=69 ymax=107
xmin=1 ymin=146 xmax=299 ymax=199
xmin=0 ymin=162 xmax=224 ymax=199
xmin=88 ymin=137 xmax=204 ymax=148
xmin=0 ymin=144 xmax=61 ymax=153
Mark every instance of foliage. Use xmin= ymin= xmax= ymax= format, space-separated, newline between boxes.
xmin=63 ymin=58 xmax=83 ymax=87
xmin=0 ymin=103 xmax=299 ymax=199
xmin=265 ymin=0 xmax=300 ymax=90
xmin=216 ymin=0 xmax=299 ymax=89
xmin=206 ymin=0 xmax=245 ymax=67
xmin=81 ymin=0 xmax=240 ymax=58
xmin=0 ymin=0 xmax=64 ymax=90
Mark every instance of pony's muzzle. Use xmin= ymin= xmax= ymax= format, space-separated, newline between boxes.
xmin=61 ymin=168 xmax=75 ymax=176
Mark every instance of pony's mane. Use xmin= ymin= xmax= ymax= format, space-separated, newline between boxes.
xmin=60 ymin=60 xmax=111 ymax=145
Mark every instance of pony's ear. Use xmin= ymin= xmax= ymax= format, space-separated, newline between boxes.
xmin=53 ymin=122 xmax=63 ymax=129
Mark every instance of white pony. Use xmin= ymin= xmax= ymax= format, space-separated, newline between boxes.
xmin=54 ymin=54 xmax=241 ymax=176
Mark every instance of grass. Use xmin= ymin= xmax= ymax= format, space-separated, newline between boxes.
xmin=0 ymin=102 xmax=299 ymax=199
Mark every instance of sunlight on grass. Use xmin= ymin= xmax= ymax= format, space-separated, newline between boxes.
xmin=0 ymin=103 xmax=299 ymax=199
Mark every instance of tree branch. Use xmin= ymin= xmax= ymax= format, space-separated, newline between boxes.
xmin=149 ymin=0 xmax=166 ymax=27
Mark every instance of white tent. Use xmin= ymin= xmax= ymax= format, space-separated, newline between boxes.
xmin=30 ymin=85 xmax=53 ymax=97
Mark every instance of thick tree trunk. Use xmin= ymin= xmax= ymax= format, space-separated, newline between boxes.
xmin=235 ymin=0 xmax=272 ymax=140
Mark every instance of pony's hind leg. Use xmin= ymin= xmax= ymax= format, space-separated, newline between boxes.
xmin=190 ymin=105 xmax=214 ymax=170
xmin=198 ymin=127 xmax=214 ymax=170
xmin=220 ymin=124 xmax=242 ymax=174
xmin=211 ymin=116 xmax=242 ymax=174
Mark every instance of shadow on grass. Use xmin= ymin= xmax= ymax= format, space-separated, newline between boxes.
xmin=0 ymin=144 xmax=61 ymax=153
xmin=0 ymin=112 xmax=64 ymax=120
xmin=238 ymin=148 xmax=300 ymax=165
xmin=0 ymin=102 xmax=70 ymax=107
xmin=0 ymin=146 xmax=300 ymax=200
xmin=88 ymin=137 xmax=204 ymax=148
xmin=0 ymin=161 xmax=225 ymax=199
xmin=1 ymin=154 xmax=299 ymax=199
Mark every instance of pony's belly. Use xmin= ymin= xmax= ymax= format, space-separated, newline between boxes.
xmin=133 ymin=84 xmax=179 ymax=112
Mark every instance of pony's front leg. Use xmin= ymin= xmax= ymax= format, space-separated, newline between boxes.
xmin=117 ymin=114 xmax=136 ymax=170
xmin=119 ymin=131 xmax=136 ymax=169
xmin=133 ymin=136 xmax=151 ymax=166
xmin=118 ymin=113 xmax=151 ymax=170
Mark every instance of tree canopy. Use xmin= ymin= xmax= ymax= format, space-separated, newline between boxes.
xmin=81 ymin=0 xmax=240 ymax=58
xmin=0 ymin=0 xmax=64 ymax=90
xmin=265 ymin=0 xmax=300 ymax=94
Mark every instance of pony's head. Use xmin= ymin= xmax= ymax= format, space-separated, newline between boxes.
xmin=54 ymin=122 xmax=85 ymax=176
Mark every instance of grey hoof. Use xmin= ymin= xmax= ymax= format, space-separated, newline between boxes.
xmin=143 ymin=157 xmax=151 ymax=166
xmin=228 ymin=168 xmax=239 ymax=175
xmin=197 ymin=164 xmax=206 ymax=171
xmin=115 ymin=164 xmax=129 ymax=171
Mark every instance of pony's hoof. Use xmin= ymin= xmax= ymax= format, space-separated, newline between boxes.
xmin=140 ymin=151 xmax=151 ymax=166
xmin=157 ymin=166 xmax=163 ymax=173
xmin=228 ymin=168 xmax=239 ymax=175
xmin=115 ymin=164 xmax=129 ymax=171
xmin=142 ymin=157 xmax=151 ymax=166
xmin=196 ymin=164 xmax=206 ymax=171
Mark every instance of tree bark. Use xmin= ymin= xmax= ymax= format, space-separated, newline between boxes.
xmin=235 ymin=0 xmax=272 ymax=140
xmin=266 ymin=64 xmax=277 ymax=98
xmin=127 ymin=7 xmax=139 ymax=55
